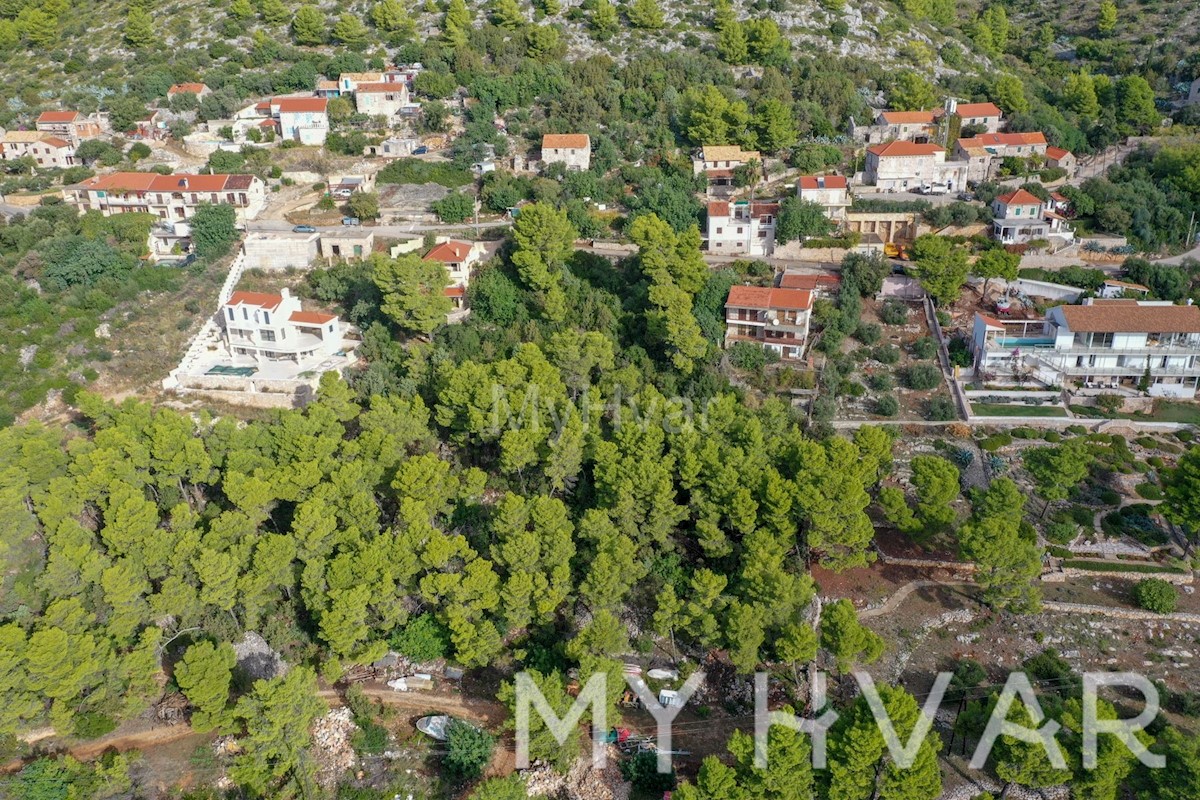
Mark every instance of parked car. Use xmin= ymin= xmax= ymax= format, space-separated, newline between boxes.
xmin=342 ymin=217 xmax=361 ymax=226
xmin=292 ymin=225 xmax=317 ymax=233
xmin=956 ymin=191 xmax=975 ymax=202
xmin=412 ymin=145 xmax=428 ymax=155
xmin=177 ymin=253 xmax=198 ymax=268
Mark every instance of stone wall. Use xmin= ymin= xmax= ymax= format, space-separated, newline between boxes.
xmin=1045 ymin=567 xmax=1193 ymax=586
xmin=1043 ymin=600 xmax=1200 ymax=623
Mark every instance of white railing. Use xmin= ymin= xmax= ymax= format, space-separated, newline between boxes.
xmin=163 ymin=245 xmax=245 ymax=389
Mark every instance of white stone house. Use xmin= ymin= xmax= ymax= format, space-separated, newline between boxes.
xmin=863 ymin=141 xmax=967 ymax=192
xmin=1 ymin=132 xmax=76 ymax=168
xmin=991 ymin=189 xmax=1072 ymax=246
xmin=724 ymin=285 xmax=814 ymax=361
xmin=424 ymin=240 xmax=483 ymax=311
xmin=355 ymin=83 xmax=410 ymax=117
xmin=223 ymin=288 xmax=343 ymax=364
xmin=541 ymin=133 xmax=590 ymax=171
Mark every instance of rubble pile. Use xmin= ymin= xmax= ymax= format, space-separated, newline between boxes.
xmin=310 ymin=707 xmax=358 ymax=786
xmin=524 ymin=750 xmax=631 ymax=800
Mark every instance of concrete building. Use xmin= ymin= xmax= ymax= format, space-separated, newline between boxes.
xmin=706 ymin=200 xmax=779 ymax=257
xmin=692 ymin=145 xmax=762 ymax=193
xmin=222 ymin=288 xmax=343 ymax=364
xmin=319 ymin=230 xmax=375 ymax=262
xmin=970 ymin=300 xmax=1200 ymax=397
xmin=243 ymin=231 xmax=320 ymax=271
xmin=1100 ymin=279 xmax=1151 ymax=299
xmin=850 ymin=99 xmax=1003 ymax=144
xmin=541 ymin=133 xmax=590 ymax=171
xmin=797 ymin=175 xmax=850 ymax=222
xmin=35 ymin=111 xmax=103 ymax=144
xmin=779 ymin=271 xmax=841 ymax=296
xmin=355 ymin=83 xmax=410 ymax=117
xmin=724 ymin=285 xmax=814 ymax=360
xmin=863 ymin=141 xmax=967 ymax=192
xmin=337 ymin=71 xmax=386 ymax=94
xmin=64 ymin=172 xmax=267 ymax=223
xmin=0 ymin=132 xmax=75 ymax=168
xmin=843 ymin=211 xmax=922 ymax=247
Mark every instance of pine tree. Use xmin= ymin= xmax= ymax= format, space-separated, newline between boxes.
xmin=229 ymin=0 xmax=254 ymax=20
xmin=372 ymin=0 xmax=417 ymax=35
xmin=491 ymin=0 xmax=526 ymax=29
xmin=627 ymin=0 xmax=665 ymax=29
xmin=820 ymin=598 xmax=884 ymax=673
xmin=332 ymin=13 xmax=370 ymax=47
xmin=371 ymin=252 xmax=453 ymax=335
xmin=510 ymin=202 xmax=575 ymax=322
xmin=259 ymin=0 xmax=289 ymax=24
xmin=716 ymin=21 xmax=748 ymax=64
xmin=176 ymin=641 xmax=236 ymax=733
xmin=588 ymin=0 xmax=617 ymax=36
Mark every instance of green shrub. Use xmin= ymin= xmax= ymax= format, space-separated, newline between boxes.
xmin=1133 ymin=578 xmax=1179 ymax=613
xmin=979 ymin=432 xmax=1013 ymax=451
xmin=872 ymin=344 xmax=901 ymax=365
xmin=1148 ymin=456 xmax=1165 ymax=469
xmin=352 ymin=719 xmax=390 ymax=755
xmin=444 ymin=719 xmax=496 ymax=779
xmin=1066 ymin=425 xmax=1088 ymax=435
xmin=387 ymin=613 xmax=450 ymax=662
xmin=729 ymin=341 xmax=778 ymax=372
xmin=73 ymin=712 xmax=118 ymax=739
xmin=1043 ymin=431 xmax=1061 ymax=443
xmin=1044 ymin=521 xmax=1078 ymax=545
xmin=904 ymin=363 xmax=942 ymax=390
xmin=855 ymin=322 xmax=882 ymax=345
xmin=926 ymin=396 xmax=956 ymax=421
xmin=1011 ymin=427 xmax=1038 ymax=439
xmin=1176 ymin=430 xmax=1194 ymax=443
xmin=1135 ymin=482 xmax=1164 ymax=500
xmin=868 ymin=373 xmax=894 ymax=392
xmin=911 ymin=336 xmax=937 ymax=359
xmin=880 ymin=299 xmax=909 ymax=326
xmin=1047 ymin=545 xmax=1072 ymax=559
xmin=876 ymin=395 xmax=899 ymax=417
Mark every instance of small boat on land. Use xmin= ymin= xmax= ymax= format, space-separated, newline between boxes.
xmin=416 ymin=714 xmax=450 ymax=740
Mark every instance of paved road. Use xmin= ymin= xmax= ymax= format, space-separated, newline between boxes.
xmin=1154 ymin=242 xmax=1200 ymax=265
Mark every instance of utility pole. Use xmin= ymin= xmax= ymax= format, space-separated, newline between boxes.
xmin=1187 ymin=210 xmax=1196 ymax=249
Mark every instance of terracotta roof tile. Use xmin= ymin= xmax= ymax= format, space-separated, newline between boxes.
xmin=542 ymin=133 xmax=590 ymax=150
xmin=424 ymin=241 xmax=474 ymax=263
xmin=289 ymin=310 xmax=337 ymax=324
xmin=227 ymin=291 xmax=283 ymax=310
xmin=867 ymin=141 xmax=944 ymax=157
xmin=957 ymin=132 xmax=1047 ymax=149
xmin=37 ymin=111 xmax=80 ymax=123
xmin=879 ymin=110 xmax=937 ymax=125
xmin=976 ymin=312 xmax=1006 ymax=329
xmin=444 ymin=286 xmax=466 ymax=298
xmin=273 ymin=97 xmax=328 ymax=113
xmin=707 ymin=201 xmax=731 ymax=217
xmin=953 ymin=102 xmax=1002 ymax=118
xmin=1059 ymin=303 xmax=1200 ymax=334
xmin=726 ymin=286 xmax=814 ymax=311
xmin=798 ymin=175 xmax=848 ymax=190
xmin=995 ymin=189 xmax=1044 ymax=206
xmin=1046 ymin=146 xmax=1072 ymax=160
xmin=168 ymin=83 xmax=207 ymax=94
xmin=780 ymin=273 xmax=841 ymax=290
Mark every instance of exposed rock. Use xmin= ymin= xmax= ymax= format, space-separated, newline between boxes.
xmin=232 ymin=631 xmax=288 ymax=682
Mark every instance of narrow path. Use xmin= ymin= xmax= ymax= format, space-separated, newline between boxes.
xmin=858 ymin=580 xmax=973 ymax=619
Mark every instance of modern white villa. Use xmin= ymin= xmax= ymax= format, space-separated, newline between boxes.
xmin=970 ymin=300 xmax=1200 ymax=397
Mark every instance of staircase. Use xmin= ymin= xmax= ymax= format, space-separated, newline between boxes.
xmin=162 ymin=247 xmax=246 ymax=390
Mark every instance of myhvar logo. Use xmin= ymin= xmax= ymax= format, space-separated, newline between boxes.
xmin=513 ymin=670 xmax=1164 ymax=772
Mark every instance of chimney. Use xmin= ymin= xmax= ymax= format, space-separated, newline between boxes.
xmin=180 ymin=178 xmax=188 ymax=189
xmin=281 ymin=287 xmax=291 ymax=300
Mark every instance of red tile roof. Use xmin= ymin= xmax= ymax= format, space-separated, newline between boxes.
xmin=780 ymin=273 xmax=841 ymax=291
xmin=995 ymin=189 xmax=1044 ymax=206
xmin=37 ymin=111 xmax=80 ymax=123
xmin=542 ymin=133 xmax=590 ymax=150
xmin=227 ymin=291 xmax=283 ymax=310
xmin=867 ymin=141 xmax=944 ymax=157
xmin=879 ymin=110 xmax=937 ymax=124
xmin=975 ymin=312 xmax=1006 ymax=329
xmin=424 ymin=241 xmax=474 ymax=263
xmin=289 ymin=310 xmax=337 ymax=324
xmin=798 ymin=175 xmax=848 ymax=190
xmin=444 ymin=286 xmax=466 ymax=298
xmin=39 ymin=136 xmax=72 ymax=148
xmin=957 ymin=132 xmax=1047 ymax=149
xmin=1059 ymin=303 xmax=1200 ymax=334
xmin=953 ymin=102 xmax=1002 ymax=118
xmin=273 ymin=97 xmax=328 ymax=113
xmin=1050 ymin=191 xmax=1068 ymax=202
xmin=1102 ymin=279 xmax=1150 ymax=292
xmin=726 ymin=286 xmax=814 ymax=311
xmin=78 ymin=172 xmax=254 ymax=193
xmin=1046 ymin=146 xmax=1072 ymax=160
xmin=707 ymin=201 xmax=731 ymax=217
xmin=169 ymin=83 xmax=207 ymax=94
xmin=356 ymin=82 xmax=404 ymax=93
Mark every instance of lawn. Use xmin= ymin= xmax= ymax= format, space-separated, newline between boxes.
xmin=1069 ymin=400 xmax=1200 ymax=425
xmin=1061 ymin=559 xmax=1187 ymax=575
xmin=971 ymin=403 xmax=1068 ymax=418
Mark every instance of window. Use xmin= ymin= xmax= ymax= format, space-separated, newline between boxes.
xmin=716 ymin=227 xmax=723 ymax=234
xmin=263 ymin=311 xmax=270 ymax=324
xmin=242 ymin=307 xmax=248 ymax=320
xmin=328 ymin=324 xmax=334 ymax=333
xmin=227 ymin=308 xmax=234 ymax=321
xmin=281 ymin=328 xmax=286 ymax=339
xmin=260 ymin=329 xmax=276 ymax=342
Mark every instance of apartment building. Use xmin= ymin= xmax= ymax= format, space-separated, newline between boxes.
xmin=0 ymin=132 xmax=75 ymax=168
xmin=970 ymin=300 xmax=1200 ymax=397
xmin=272 ymin=97 xmax=329 ymax=145
xmin=222 ymin=288 xmax=343 ymax=363
xmin=724 ymin=286 xmax=814 ymax=361
xmin=797 ymin=175 xmax=850 ymax=222
xmin=863 ymin=141 xmax=967 ymax=192
xmin=64 ymin=172 xmax=267 ymax=222
xmin=541 ymin=134 xmax=591 ymax=170
xmin=706 ymin=200 xmax=779 ymax=257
